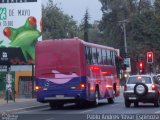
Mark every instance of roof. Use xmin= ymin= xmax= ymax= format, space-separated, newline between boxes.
xmin=41 ymin=38 xmax=116 ymax=51
xmin=129 ymin=74 xmax=156 ymax=78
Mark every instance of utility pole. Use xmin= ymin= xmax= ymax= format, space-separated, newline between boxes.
xmin=118 ymin=19 xmax=128 ymax=58
xmin=123 ymin=21 xmax=127 ymax=57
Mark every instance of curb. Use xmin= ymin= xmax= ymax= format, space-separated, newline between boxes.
xmin=2 ymin=104 xmax=49 ymax=114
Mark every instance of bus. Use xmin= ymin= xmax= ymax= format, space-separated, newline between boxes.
xmin=35 ymin=38 xmax=122 ymax=108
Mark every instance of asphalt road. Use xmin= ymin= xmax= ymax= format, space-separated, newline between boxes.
xmin=12 ymin=90 xmax=160 ymax=120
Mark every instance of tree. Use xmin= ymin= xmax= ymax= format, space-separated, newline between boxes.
xmin=99 ymin=0 xmax=134 ymax=56
xmin=80 ymin=9 xmax=91 ymax=42
xmin=42 ymin=0 xmax=79 ymax=39
xmin=99 ymin=0 xmax=160 ymax=73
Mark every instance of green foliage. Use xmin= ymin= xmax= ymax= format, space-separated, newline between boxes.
xmin=42 ymin=0 xmax=105 ymax=46
xmin=42 ymin=0 xmax=79 ymax=39
xmin=99 ymin=0 xmax=160 ymax=51
xmin=99 ymin=0 xmax=160 ymax=73
xmin=88 ymin=24 xmax=105 ymax=45
xmin=80 ymin=9 xmax=90 ymax=42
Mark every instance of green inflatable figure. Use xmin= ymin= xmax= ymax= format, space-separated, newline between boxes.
xmin=0 ymin=41 xmax=6 ymax=47
xmin=3 ymin=16 xmax=41 ymax=62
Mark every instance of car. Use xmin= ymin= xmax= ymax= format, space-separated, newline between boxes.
xmin=123 ymin=74 xmax=160 ymax=107
xmin=156 ymin=74 xmax=160 ymax=81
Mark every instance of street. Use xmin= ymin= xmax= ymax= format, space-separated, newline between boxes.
xmin=12 ymin=89 xmax=160 ymax=120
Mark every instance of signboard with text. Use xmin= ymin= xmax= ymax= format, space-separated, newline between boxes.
xmin=0 ymin=0 xmax=42 ymax=64
xmin=124 ymin=58 xmax=131 ymax=72
xmin=0 ymin=48 xmax=26 ymax=65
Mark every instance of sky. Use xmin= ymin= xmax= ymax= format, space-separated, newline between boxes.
xmin=42 ymin=0 xmax=102 ymax=24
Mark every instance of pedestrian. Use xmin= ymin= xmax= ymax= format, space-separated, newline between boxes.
xmin=6 ymin=82 xmax=13 ymax=100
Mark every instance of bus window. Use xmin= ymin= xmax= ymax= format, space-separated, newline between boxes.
xmin=97 ymin=49 xmax=102 ymax=64
xmin=107 ymin=50 xmax=111 ymax=65
xmin=85 ymin=46 xmax=90 ymax=64
xmin=92 ymin=48 xmax=97 ymax=64
xmin=112 ymin=51 xmax=116 ymax=66
xmin=88 ymin=47 xmax=92 ymax=64
xmin=102 ymin=49 xmax=107 ymax=65
xmin=85 ymin=46 xmax=92 ymax=65
xmin=111 ymin=51 xmax=115 ymax=66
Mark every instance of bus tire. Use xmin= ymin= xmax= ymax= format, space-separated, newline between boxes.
xmin=92 ymin=89 xmax=99 ymax=106
xmin=108 ymin=98 xmax=114 ymax=104
xmin=90 ymin=89 xmax=99 ymax=106
xmin=76 ymin=100 xmax=87 ymax=108
xmin=108 ymin=89 xmax=115 ymax=104
xmin=49 ymin=102 xmax=64 ymax=109
xmin=113 ymin=83 xmax=117 ymax=95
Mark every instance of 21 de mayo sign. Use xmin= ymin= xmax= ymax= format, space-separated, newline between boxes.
xmin=0 ymin=8 xmax=7 ymax=20
xmin=0 ymin=0 xmax=42 ymax=64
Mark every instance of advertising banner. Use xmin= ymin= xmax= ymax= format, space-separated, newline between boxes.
xmin=0 ymin=0 xmax=42 ymax=65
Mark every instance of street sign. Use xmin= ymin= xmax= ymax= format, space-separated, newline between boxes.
xmin=124 ymin=58 xmax=131 ymax=72
xmin=0 ymin=48 xmax=26 ymax=65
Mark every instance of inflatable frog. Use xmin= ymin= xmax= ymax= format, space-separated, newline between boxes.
xmin=0 ymin=41 xmax=5 ymax=47
xmin=3 ymin=16 xmax=41 ymax=62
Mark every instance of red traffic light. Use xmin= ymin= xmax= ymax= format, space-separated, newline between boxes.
xmin=147 ymin=52 xmax=153 ymax=63
xmin=137 ymin=61 xmax=144 ymax=69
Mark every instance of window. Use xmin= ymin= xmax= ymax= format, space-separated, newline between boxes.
xmin=85 ymin=46 xmax=92 ymax=65
xmin=84 ymin=46 xmax=116 ymax=66
xmin=106 ymin=50 xmax=111 ymax=65
xmin=85 ymin=46 xmax=89 ymax=64
xmin=92 ymin=48 xmax=97 ymax=64
xmin=111 ymin=51 xmax=116 ymax=66
xmin=97 ymin=49 xmax=102 ymax=64
xmin=127 ymin=77 xmax=151 ymax=84
xmin=153 ymin=76 xmax=160 ymax=84
xmin=102 ymin=49 xmax=107 ymax=65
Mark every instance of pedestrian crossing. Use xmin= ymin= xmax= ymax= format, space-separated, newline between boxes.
xmin=0 ymin=0 xmax=37 ymax=3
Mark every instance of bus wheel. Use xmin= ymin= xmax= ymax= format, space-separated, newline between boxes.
xmin=92 ymin=89 xmax=99 ymax=106
xmin=108 ymin=97 xmax=114 ymax=104
xmin=108 ymin=91 xmax=115 ymax=104
xmin=76 ymin=100 xmax=86 ymax=108
xmin=49 ymin=102 xmax=64 ymax=109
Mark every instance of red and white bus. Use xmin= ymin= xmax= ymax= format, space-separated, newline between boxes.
xmin=35 ymin=38 xmax=122 ymax=108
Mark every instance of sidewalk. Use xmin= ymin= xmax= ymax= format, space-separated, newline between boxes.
xmin=0 ymin=98 xmax=48 ymax=113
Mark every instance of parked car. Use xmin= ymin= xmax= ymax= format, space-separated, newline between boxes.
xmin=124 ymin=74 xmax=160 ymax=107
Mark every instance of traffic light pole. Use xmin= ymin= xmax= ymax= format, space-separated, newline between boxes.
xmin=123 ymin=21 xmax=127 ymax=58
xmin=149 ymin=64 xmax=152 ymax=75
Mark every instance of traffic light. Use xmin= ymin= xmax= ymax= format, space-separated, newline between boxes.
xmin=137 ymin=61 xmax=144 ymax=70
xmin=147 ymin=52 xmax=153 ymax=63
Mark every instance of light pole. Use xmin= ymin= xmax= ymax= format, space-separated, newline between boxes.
xmin=118 ymin=19 xmax=128 ymax=58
